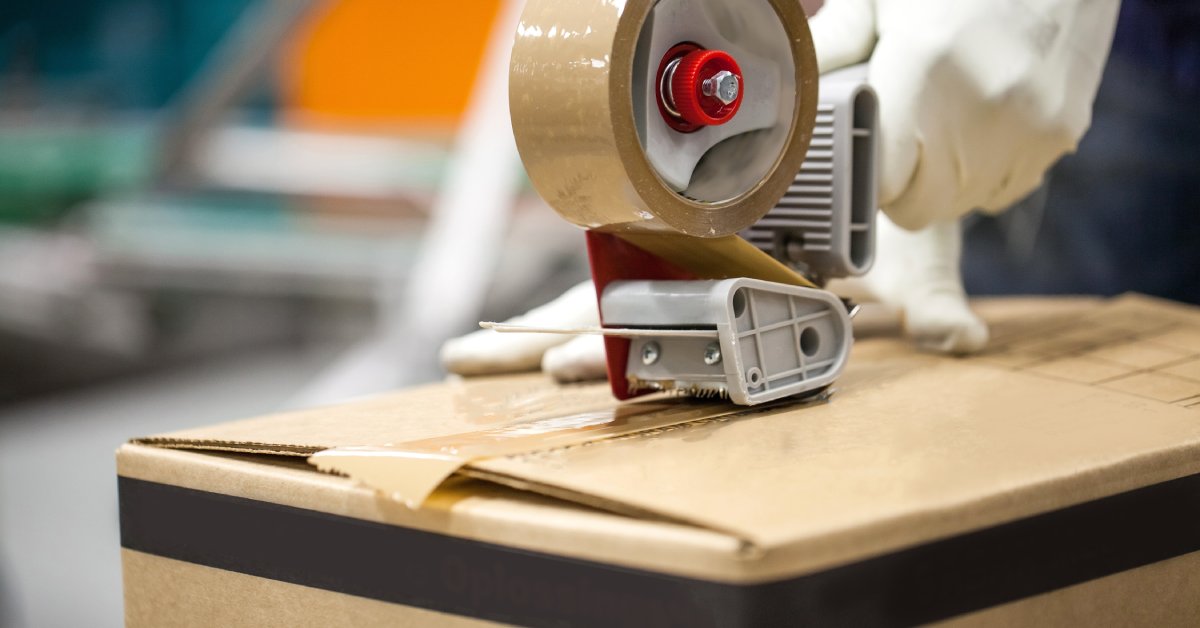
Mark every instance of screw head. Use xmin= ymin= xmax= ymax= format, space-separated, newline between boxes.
xmin=703 ymin=70 xmax=740 ymax=105
xmin=661 ymin=46 xmax=743 ymax=129
xmin=703 ymin=343 xmax=722 ymax=366
xmin=641 ymin=342 xmax=661 ymax=365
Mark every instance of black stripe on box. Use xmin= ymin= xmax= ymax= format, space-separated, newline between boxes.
xmin=119 ymin=474 xmax=1200 ymax=627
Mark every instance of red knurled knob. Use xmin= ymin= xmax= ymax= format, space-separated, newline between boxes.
xmin=670 ymin=49 xmax=744 ymax=127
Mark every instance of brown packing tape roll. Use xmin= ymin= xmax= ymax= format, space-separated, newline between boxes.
xmin=510 ymin=0 xmax=818 ymax=240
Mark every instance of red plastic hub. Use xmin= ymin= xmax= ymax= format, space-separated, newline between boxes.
xmin=656 ymin=43 xmax=744 ymax=133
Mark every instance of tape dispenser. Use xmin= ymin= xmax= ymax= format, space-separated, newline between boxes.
xmin=502 ymin=0 xmax=879 ymax=405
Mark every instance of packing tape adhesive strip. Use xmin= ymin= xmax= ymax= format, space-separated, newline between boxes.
xmin=510 ymin=0 xmax=819 ymax=286
xmin=310 ymin=397 xmax=808 ymax=508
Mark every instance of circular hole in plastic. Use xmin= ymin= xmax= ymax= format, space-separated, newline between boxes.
xmin=641 ymin=342 xmax=661 ymax=365
xmin=746 ymin=367 xmax=763 ymax=388
xmin=703 ymin=342 xmax=722 ymax=366
xmin=732 ymin=289 xmax=748 ymax=318
xmin=800 ymin=327 xmax=820 ymax=357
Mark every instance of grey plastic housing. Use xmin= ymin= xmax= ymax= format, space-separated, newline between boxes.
xmin=741 ymin=65 xmax=879 ymax=281
xmin=600 ymin=278 xmax=853 ymax=406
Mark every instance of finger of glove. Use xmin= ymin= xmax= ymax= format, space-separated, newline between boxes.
xmin=809 ymin=0 xmax=877 ymax=73
xmin=440 ymin=280 xmax=599 ymax=376
xmin=543 ymin=335 xmax=608 ymax=384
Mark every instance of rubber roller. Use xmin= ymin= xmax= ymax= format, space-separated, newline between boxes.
xmin=510 ymin=0 xmax=818 ymax=240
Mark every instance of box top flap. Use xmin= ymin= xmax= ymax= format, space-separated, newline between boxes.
xmin=134 ymin=295 xmax=1200 ymax=562
xmin=137 ymin=373 xmax=621 ymax=455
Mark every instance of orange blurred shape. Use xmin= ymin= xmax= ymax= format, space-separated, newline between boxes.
xmin=282 ymin=0 xmax=504 ymax=130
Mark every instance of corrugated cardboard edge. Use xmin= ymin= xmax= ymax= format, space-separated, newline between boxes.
xmin=132 ymin=438 xmax=322 ymax=457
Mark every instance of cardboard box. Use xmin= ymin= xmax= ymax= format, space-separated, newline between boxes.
xmin=118 ymin=296 xmax=1200 ymax=626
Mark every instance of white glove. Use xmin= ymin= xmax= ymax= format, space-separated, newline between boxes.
xmin=810 ymin=0 xmax=1119 ymax=230
xmin=440 ymin=281 xmax=608 ymax=382
xmin=442 ymin=0 xmax=1122 ymax=378
xmin=812 ymin=0 xmax=1118 ymax=355
xmin=828 ymin=214 xmax=989 ymax=354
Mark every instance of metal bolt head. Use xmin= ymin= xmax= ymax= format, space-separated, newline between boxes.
xmin=641 ymin=342 xmax=661 ymax=365
xmin=703 ymin=342 xmax=722 ymax=366
xmin=702 ymin=70 xmax=740 ymax=105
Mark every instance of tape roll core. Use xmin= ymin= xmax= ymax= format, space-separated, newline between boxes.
xmin=511 ymin=0 xmax=817 ymax=239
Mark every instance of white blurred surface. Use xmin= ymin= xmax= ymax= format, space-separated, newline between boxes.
xmin=0 ymin=343 xmax=345 ymax=628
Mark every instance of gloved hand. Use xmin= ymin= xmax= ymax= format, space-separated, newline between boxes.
xmin=829 ymin=213 xmax=990 ymax=354
xmin=813 ymin=0 xmax=1119 ymax=354
xmin=811 ymin=0 xmax=1119 ymax=230
xmin=442 ymin=0 xmax=1121 ymax=379
xmin=440 ymin=281 xmax=609 ymax=382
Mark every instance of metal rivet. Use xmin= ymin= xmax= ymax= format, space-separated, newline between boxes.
xmin=703 ymin=343 xmax=722 ymax=366
xmin=641 ymin=342 xmax=661 ymax=365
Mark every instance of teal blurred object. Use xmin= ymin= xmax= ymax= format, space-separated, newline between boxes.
xmin=0 ymin=0 xmax=261 ymax=224
xmin=1 ymin=0 xmax=259 ymax=109
xmin=0 ymin=124 xmax=154 ymax=224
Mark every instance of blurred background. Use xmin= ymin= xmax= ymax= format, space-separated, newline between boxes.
xmin=0 ymin=1 xmax=586 ymax=625
xmin=0 ymin=0 xmax=1195 ymax=626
